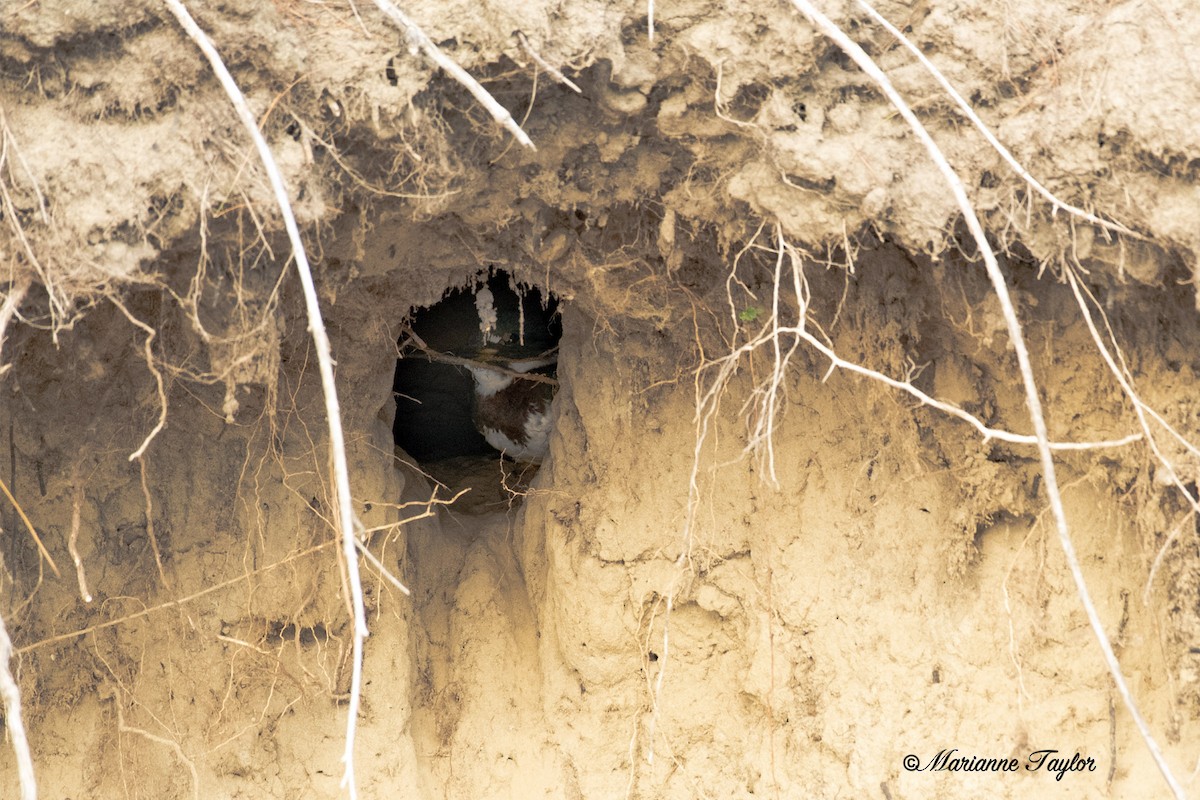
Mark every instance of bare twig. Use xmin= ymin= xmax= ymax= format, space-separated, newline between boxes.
xmin=371 ymin=0 xmax=535 ymax=150
xmin=0 ymin=608 xmax=36 ymax=800
xmin=161 ymin=2 xmax=369 ymax=796
xmin=787 ymin=2 xmax=1184 ymax=796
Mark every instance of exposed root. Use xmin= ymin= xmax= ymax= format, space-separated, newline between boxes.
xmin=855 ymin=0 xmax=1142 ymax=242
xmin=353 ymin=535 xmax=410 ymax=596
xmin=0 ymin=109 xmax=69 ymax=334
xmin=138 ymin=458 xmax=170 ymax=590
xmin=1061 ymin=266 xmax=1200 ymax=601
xmin=15 ymin=540 xmax=336 ymax=656
xmin=786 ymin=2 xmax=1184 ymax=795
xmin=109 ymin=295 xmax=169 ymax=462
xmin=0 ymin=606 xmax=36 ymax=800
xmin=115 ymin=701 xmax=200 ymax=800
xmin=517 ymin=31 xmax=582 ymax=94
xmin=294 ymin=118 xmax=462 ymax=202
xmin=645 ymin=589 xmax=677 ymax=767
xmin=0 ymin=276 xmax=30 ymax=375
xmin=645 ymin=4 xmax=1190 ymax=795
xmin=397 ymin=323 xmax=560 ymax=386
xmin=794 ymin=308 xmax=1140 ymax=451
xmin=353 ymin=488 xmax=471 ymax=597
xmin=68 ymin=464 xmax=93 ymax=604
xmin=371 ymin=0 xmax=536 ymax=150
xmin=0 ymin=474 xmax=60 ymax=579
xmin=162 ymin=2 xmax=369 ymax=794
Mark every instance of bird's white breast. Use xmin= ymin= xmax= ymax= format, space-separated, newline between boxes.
xmin=466 ymin=365 xmax=514 ymax=397
xmin=479 ymin=407 xmax=552 ymax=463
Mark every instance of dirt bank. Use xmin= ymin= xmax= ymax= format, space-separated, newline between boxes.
xmin=2 ymin=1 xmax=1200 ymax=798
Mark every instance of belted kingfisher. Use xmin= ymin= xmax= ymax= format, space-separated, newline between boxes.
xmin=392 ymin=269 xmax=561 ymax=464
xmin=465 ymin=355 xmax=557 ymax=464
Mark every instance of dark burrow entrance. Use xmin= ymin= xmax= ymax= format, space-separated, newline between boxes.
xmin=393 ymin=270 xmax=562 ymax=502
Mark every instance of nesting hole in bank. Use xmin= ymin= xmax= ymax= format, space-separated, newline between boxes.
xmin=393 ymin=270 xmax=562 ymax=498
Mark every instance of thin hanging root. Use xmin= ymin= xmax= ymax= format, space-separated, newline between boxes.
xmin=17 ymin=541 xmax=335 ymax=655
xmin=0 ymin=474 xmax=60 ymax=578
xmin=0 ymin=276 xmax=31 ymax=375
xmin=0 ymin=608 xmax=36 ymax=800
xmin=786 ymin=2 xmax=1184 ymax=796
xmin=1061 ymin=266 xmax=1200 ymax=600
xmin=116 ymin=702 xmax=200 ymax=800
xmin=371 ymin=0 xmax=536 ymax=150
xmin=517 ymin=32 xmax=582 ymax=94
xmin=0 ymin=113 xmax=67 ymax=332
xmin=161 ymin=2 xmax=369 ymax=797
xmin=397 ymin=324 xmax=559 ymax=386
xmin=855 ymin=0 xmax=1141 ymax=241
xmin=109 ymin=295 xmax=168 ymax=462
xmin=792 ymin=314 xmax=1140 ymax=451
xmin=68 ymin=471 xmax=93 ymax=603
xmin=353 ymin=538 xmax=410 ymax=596
xmin=700 ymin=250 xmax=1141 ymax=452
xmin=138 ymin=458 xmax=170 ymax=590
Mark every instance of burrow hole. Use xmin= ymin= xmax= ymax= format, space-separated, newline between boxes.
xmin=392 ymin=270 xmax=562 ymax=503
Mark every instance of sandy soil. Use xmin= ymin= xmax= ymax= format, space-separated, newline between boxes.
xmin=2 ymin=1 xmax=1200 ymax=798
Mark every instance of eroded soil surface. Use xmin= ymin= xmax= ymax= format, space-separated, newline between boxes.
xmin=2 ymin=1 xmax=1200 ymax=798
